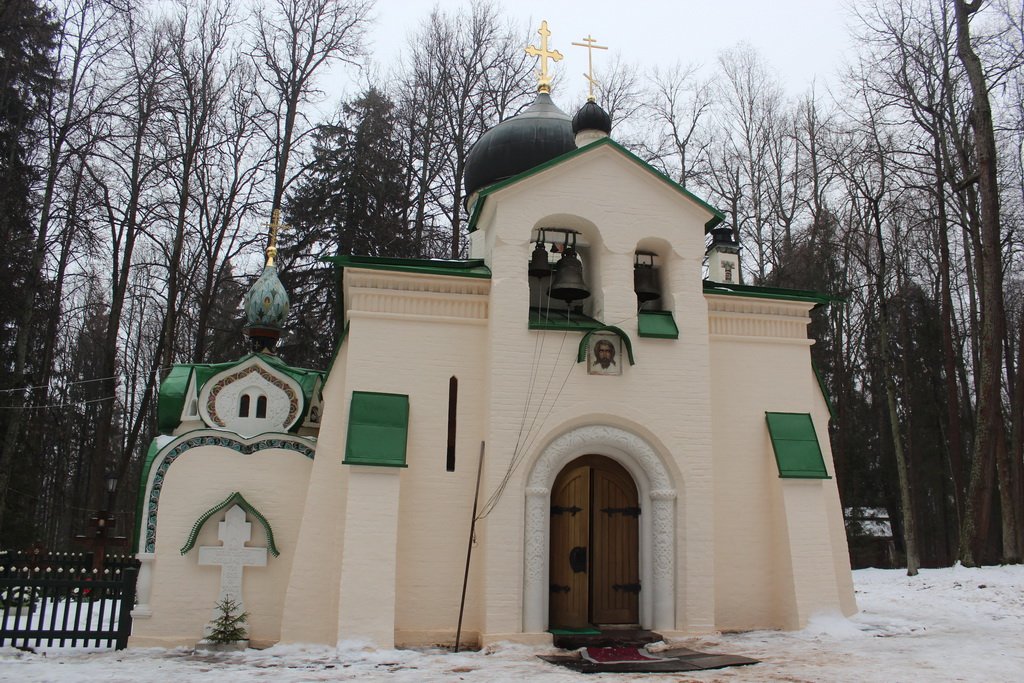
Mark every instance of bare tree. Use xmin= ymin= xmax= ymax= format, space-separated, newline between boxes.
xmin=638 ymin=61 xmax=712 ymax=189
xmin=954 ymin=0 xmax=1019 ymax=564
xmin=250 ymin=0 xmax=371 ymax=219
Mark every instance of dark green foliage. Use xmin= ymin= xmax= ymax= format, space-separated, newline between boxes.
xmin=280 ymin=88 xmax=416 ymax=368
xmin=0 ymin=0 xmax=57 ymax=364
xmin=206 ymin=596 xmax=248 ymax=643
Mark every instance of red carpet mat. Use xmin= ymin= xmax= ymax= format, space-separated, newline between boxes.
xmin=540 ymin=645 xmax=759 ymax=674
xmin=581 ymin=647 xmax=665 ymax=664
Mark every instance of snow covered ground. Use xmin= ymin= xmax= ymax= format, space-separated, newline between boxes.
xmin=1 ymin=564 xmax=1022 ymax=682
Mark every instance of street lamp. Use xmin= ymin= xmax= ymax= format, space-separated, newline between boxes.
xmin=104 ymin=468 xmax=118 ymax=512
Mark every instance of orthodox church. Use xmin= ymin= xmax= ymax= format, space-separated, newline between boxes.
xmin=128 ymin=24 xmax=855 ymax=649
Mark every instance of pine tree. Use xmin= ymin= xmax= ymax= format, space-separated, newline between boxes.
xmin=206 ymin=597 xmax=249 ymax=643
xmin=280 ymin=88 xmax=415 ymax=368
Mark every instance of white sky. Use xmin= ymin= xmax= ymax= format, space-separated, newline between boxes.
xmin=352 ymin=0 xmax=857 ymax=104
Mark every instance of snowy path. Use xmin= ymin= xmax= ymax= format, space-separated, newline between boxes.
xmin=1 ymin=564 xmax=1022 ymax=682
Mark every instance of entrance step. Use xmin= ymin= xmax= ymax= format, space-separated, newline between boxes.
xmin=552 ymin=628 xmax=662 ymax=650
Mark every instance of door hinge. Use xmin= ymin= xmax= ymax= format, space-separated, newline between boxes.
xmin=551 ymin=505 xmax=583 ymax=516
xmin=601 ymin=506 xmax=641 ymax=517
xmin=550 ymin=584 xmax=571 ymax=593
xmin=612 ymin=583 xmax=642 ymax=593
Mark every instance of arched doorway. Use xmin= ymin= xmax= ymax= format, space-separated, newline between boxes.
xmin=549 ymin=455 xmax=640 ymax=629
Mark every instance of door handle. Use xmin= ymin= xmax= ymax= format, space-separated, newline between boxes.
xmin=569 ymin=546 xmax=587 ymax=573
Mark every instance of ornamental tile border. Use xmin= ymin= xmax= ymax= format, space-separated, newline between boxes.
xmin=144 ymin=434 xmax=314 ymax=553
xmin=206 ymin=364 xmax=300 ymax=428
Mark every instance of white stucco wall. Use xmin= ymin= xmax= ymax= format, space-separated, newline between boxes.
xmin=707 ymin=295 xmax=856 ymax=629
xmin=472 ymin=146 xmax=718 ymax=639
xmin=130 ymin=443 xmax=313 ymax=647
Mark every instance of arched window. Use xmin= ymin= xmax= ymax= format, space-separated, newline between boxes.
xmin=256 ymin=395 xmax=268 ymax=419
xmin=239 ymin=394 xmax=250 ymax=418
xmin=528 ymin=228 xmax=597 ymax=323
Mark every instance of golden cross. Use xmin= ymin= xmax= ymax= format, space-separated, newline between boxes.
xmin=572 ymin=34 xmax=608 ymax=102
xmin=525 ymin=20 xmax=563 ymax=94
xmin=265 ymin=208 xmax=289 ymax=268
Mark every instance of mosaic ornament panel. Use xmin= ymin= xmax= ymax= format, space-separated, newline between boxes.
xmin=144 ymin=434 xmax=314 ymax=553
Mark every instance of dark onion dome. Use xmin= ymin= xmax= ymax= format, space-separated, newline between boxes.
xmin=571 ymin=99 xmax=612 ymax=135
xmin=464 ymin=92 xmax=576 ymax=199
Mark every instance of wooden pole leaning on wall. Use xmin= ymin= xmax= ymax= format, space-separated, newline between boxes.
xmin=455 ymin=442 xmax=485 ymax=653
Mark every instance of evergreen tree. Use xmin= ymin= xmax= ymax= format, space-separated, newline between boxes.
xmin=0 ymin=0 xmax=58 ymax=542
xmin=281 ymin=88 xmax=415 ymax=368
xmin=206 ymin=597 xmax=249 ymax=643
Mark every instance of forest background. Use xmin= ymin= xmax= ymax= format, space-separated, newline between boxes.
xmin=1 ymin=0 xmax=1022 ymax=573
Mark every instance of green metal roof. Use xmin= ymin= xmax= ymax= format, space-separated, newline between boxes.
xmin=157 ymin=366 xmax=194 ymax=434
xmin=765 ymin=412 xmax=831 ymax=479
xmin=156 ymin=353 xmax=325 ymax=436
xmin=343 ymin=391 xmax=410 ymax=468
xmin=529 ymin=307 xmax=605 ymax=331
xmin=637 ymin=310 xmax=679 ymax=339
xmin=702 ymin=281 xmax=837 ymax=307
xmin=323 ymin=254 xmax=491 ymax=279
xmin=467 ymin=137 xmax=726 ymax=233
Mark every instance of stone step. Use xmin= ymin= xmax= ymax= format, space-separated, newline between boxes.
xmin=552 ymin=629 xmax=662 ymax=650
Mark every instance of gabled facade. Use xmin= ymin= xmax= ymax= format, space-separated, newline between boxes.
xmin=130 ymin=94 xmax=854 ymax=650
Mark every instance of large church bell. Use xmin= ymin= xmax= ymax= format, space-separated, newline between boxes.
xmin=548 ymin=232 xmax=591 ymax=303
xmin=634 ymin=252 xmax=661 ymax=304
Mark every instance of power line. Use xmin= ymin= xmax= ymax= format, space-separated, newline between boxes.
xmin=0 ymin=395 xmax=117 ymax=411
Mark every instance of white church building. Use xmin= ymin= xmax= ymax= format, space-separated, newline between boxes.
xmin=128 ymin=29 xmax=855 ymax=649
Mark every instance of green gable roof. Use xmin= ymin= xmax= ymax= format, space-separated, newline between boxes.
xmin=467 ymin=137 xmax=726 ymax=233
xmin=156 ymin=353 xmax=325 ymax=436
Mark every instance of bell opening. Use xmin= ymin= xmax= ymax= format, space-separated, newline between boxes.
xmin=634 ymin=252 xmax=662 ymax=309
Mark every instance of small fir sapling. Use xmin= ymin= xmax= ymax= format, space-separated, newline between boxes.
xmin=206 ymin=597 xmax=249 ymax=643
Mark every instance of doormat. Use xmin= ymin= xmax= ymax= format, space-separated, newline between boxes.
xmin=582 ymin=646 xmax=663 ymax=664
xmin=539 ymin=645 xmax=759 ymax=674
xmin=548 ymin=627 xmax=601 ymax=636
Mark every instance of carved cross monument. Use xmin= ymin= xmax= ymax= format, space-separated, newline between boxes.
xmin=198 ymin=505 xmax=267 ymax=614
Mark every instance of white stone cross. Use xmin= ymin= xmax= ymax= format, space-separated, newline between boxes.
xmin=198 ymin=505 xmax=267 ymax=614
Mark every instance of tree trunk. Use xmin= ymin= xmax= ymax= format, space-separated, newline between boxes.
xmin=954 ymin=0 xmax=1019 ymax=564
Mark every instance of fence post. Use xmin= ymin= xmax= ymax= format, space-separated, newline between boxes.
xmin=116 ymin=565 xmax=139 ymax=650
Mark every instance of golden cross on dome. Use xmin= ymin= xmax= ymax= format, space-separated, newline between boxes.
xmin=572 ymin=34 xmax=608 ymax=102
xmin=265 ymin=208 xmax=289 ymax=268
xmin=525 ymin=20 xmax=563 ymax=94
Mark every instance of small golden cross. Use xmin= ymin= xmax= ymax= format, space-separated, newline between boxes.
xmin=525 ymin=20 xmax=563 ymax=94
xmin=572 ymin=34 xmax=608 ymax=102
xmin=266 ymin=208 xmax=289 ymax=268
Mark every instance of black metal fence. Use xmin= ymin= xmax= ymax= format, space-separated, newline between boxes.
xmin=0 ymin=556 xmax=139 ymax=650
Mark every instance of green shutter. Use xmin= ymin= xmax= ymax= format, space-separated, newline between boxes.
xmin=765 ymin=412 xmax=830 ymax=479
xmin=637 ymin=310 xmax=679 ymax=339
xmin=344 ymin=391 xmax=410 ymax=467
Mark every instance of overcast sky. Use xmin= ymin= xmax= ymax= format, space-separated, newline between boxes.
xmin=347 ymin=0 xmax=858 ymax=106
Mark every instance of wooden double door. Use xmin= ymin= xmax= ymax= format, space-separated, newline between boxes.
xmin=549 ymin=455 xmax=640 ymax=629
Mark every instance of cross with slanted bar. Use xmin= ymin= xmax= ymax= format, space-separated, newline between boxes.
xmin=265 ymin=209 xmax=289 ymax=268
xmin=198 ymin=505 xmax=267 ymax=614
xmin=572 ymin=34 xmax=608 ymax=102
xmin=525 ymin=20 xmax=563 ymax=94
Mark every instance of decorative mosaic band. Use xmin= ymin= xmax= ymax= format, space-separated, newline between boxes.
xmin=144 ymin=434 xmax=314 ymax=553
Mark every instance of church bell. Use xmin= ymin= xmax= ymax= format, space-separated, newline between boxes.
xmin=549 ymin=249 xmax=591 ymax=303
xmin=528 ymin=241 xmax=552 ymax=278
xmin=630 ymin=252 xmax=663 ymax=303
